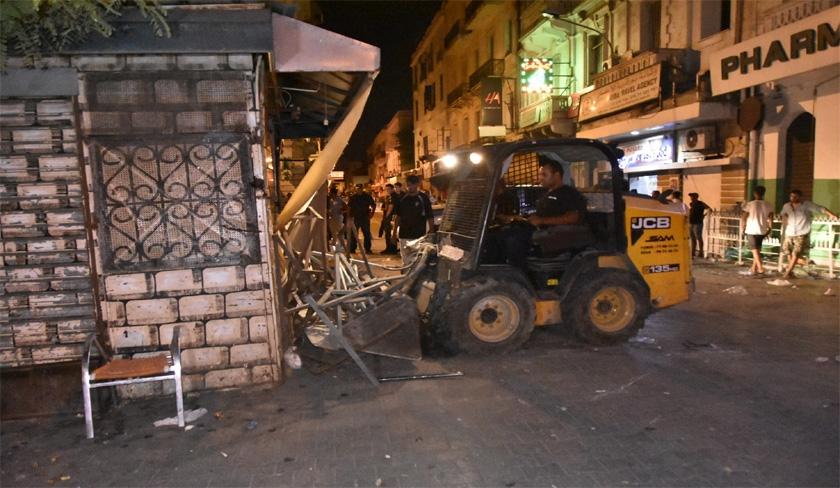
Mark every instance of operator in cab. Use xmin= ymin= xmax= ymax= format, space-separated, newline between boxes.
xmin=499 ymin=154 xmax=588 ymax=269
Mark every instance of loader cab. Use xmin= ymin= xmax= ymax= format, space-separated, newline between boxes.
xmin=433 ymin=139 xmax=627 ymax=276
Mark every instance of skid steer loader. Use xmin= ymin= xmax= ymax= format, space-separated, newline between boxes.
xmin=302 ymin=138 xmax=691 ymax=361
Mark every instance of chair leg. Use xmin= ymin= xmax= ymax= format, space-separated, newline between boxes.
xmin=82 ymin=379 xmax=94 ymax=439
xmin=174 ymin=373 xmax=185 ymax=428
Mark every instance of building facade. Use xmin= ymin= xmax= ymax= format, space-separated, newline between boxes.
xmin=410 ymin=0 xmax=521 ymax=178
xmin=411 ymin=0 xmax=839 ymax=214
xmin=367 ymin=110 xmax=413 ymax=187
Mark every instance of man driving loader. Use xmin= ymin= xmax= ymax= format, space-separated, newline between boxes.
xmin=495 ymin=154 xmax=588 ymax=269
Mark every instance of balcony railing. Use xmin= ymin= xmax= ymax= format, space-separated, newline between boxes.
xmin=447 ymin=83 xmax=469 ymax=107
xmin=468 ymin=59 xmax=505 ymax=91
xmin=464 ymin=0 xmax=483 ymax=23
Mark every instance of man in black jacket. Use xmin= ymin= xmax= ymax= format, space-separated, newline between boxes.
xmin=392 ymin=175 xmax=433 ymax=265
xmin=378 ymin=183 xmax=401 ymax=254
xmin=348 ymin=184 xmax=375 ymax=254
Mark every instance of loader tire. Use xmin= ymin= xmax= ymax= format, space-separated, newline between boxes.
xmin=444 ymin=277 xmax=535 ymax=354
xmin=565 ymin=269 xmax=647 ymax=345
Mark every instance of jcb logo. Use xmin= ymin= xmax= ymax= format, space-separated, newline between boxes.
xmin=631 ymin=217 xmax=671 ymax=230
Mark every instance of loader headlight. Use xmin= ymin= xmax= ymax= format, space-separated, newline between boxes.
xmin=468 ymin=152 xmax=483 ymax=164
xmin=441 ymin=154 xmax=458 ymax=168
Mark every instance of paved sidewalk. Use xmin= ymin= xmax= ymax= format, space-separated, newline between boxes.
xmin=2 ymin=264 xmax=838 ymax=487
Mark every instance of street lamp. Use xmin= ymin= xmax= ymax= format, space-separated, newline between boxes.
xmin=541 ymin=10 xmax=620 ymax=67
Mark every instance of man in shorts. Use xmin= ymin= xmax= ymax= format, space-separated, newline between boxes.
xmin=740 ymin=186 xmax=773 ymax=275
xmin=779 ymin=189 xmax=837 ymax=278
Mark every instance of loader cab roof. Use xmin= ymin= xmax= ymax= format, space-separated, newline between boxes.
xmin=430 ymin=138 xmax=623 ymax=189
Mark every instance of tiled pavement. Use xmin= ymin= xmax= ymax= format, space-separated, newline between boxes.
xmin=2 ymin=263 xmax=838 ymax=487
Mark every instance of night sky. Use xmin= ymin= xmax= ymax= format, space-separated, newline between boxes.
xmin=318 ymin=0 xmax=440 ymax=170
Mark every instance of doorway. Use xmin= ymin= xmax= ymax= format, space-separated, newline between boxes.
xmin=784 ymin=112 xmax=816 ymax=200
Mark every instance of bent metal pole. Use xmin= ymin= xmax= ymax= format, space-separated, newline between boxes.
xmin=276 ymin=72 xmax=378 ymax=228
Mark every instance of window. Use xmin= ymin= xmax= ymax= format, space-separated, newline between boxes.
xmin=462 ymin=116 xmax=469 ymax=146
xmin=587 ymin=34 xmax=604 ymax=86
xmin=439 ymin=75 xmax=444 ymax=102
xmin=424 ymin=84 xmax=436 ymax=112
xmin=640 ymin=1 xmax=662 ymax=51
xmin=422 ymin=136 xmax=429 ymax=157
xmin=489 ymin=34 xmax=495 ymax=60
xmin=505 ymin=20 xmax=513 ymax=54
xmin=94 ymin=136 xmax=258 ymax=272
xmin=429 ymin=47 xmax=435 ymax=71
xmin=700 ymin=0 xmax=731 ymax=38
xmin=475 ymin=109 xmax=481 ymax=137
xmin=420 ymin=56 xmax=427 ymax=80
xmin=412 ymin=66 xmax=418 ymax=88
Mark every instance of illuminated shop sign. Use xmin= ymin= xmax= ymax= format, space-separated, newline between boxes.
xmin=520 ymin=58 xmax=553 ymax=94
xmin=617 ymin=135 xmax=674 ymax=170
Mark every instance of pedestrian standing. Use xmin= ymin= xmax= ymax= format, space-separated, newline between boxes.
xmin=668 ymin=190 xmax=690 ymax=215
xmin=740 ymin=186 xmax=773 ymax=275
xmin=378 ymin=183 xmax=400 ymax=254
xmin=327 ymin=186 xmax=347 ymax=244
xmin=392 ymin=174 xmax=434 ymax=266
xmin=347 ymin=184 xmax=375 ymax=254
xmin=779 ymin=189 xmax=838 ymax=278
xmin=688 ymin=192 xmax=711 ymax=258
xmin=651 ymin=190 xmax=661 ymax=200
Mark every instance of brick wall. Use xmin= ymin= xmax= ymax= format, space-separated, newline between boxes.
xmin=1 ymin=54 xmax=280 ymax=394
xmin=102 ymin=264 xmax=275 ymax=395
xmin=75 ymin=54 xmax=280 ymax=394
xmin=0 ymin=97 xmax=96 ymax=367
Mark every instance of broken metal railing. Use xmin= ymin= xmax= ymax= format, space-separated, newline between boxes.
xmin=275 ymin=207 xmax=433 ymax=385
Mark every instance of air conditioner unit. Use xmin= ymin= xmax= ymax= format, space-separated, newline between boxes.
xmin=678 ymin=126 xmax=715 ymax=161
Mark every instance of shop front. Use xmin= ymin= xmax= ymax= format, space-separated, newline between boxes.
xmin=575 ymin=50 xmax=742 ymax=210
xmin=709 ymin=3 xmax=840 ymax=210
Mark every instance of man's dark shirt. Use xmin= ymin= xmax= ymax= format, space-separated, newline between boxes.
xmin=384 ymin=191 xmax=402 ymax=220
xmin=535 ymin=185 xmax=587 ymax=223
xmin=689 ymin=200 xmax=709 ymax=224
xmin=395 ymin=192 xmax=432 ymax=239
xmin=348 ymin=192 xmax=375 ymax=221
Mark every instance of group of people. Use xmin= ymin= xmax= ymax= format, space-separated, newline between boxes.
xmin=740 ymin=187 xmax=837 ymax=278
xmin=648 ymin=185 xmax=837 ymax=279
xmin=327 ymin=174 xmax=434 ymax=265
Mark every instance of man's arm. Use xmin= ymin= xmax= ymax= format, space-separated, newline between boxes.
xmin=424 ymin=194 xmax=434 ymax=233
xmin=821 ymin=207 xmax=839 ymax=219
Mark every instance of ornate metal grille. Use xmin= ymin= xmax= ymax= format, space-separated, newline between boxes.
xmin=93 ymin=135 xmax=259 ymax=272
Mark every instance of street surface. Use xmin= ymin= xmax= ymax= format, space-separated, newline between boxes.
xmin=2 ymin=260 xmax=838 ymax=487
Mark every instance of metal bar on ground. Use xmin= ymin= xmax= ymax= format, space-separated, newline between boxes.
xmin=303 ymin=294 xmax=379 ymax=386
xmin=377 ymin=371 xmax=464 ymax=383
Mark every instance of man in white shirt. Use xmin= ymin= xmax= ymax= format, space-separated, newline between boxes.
xmin=740 ymin=185 xmax=773 ymax=275
xmin=779 ymin=189 xmax=838 ymax=278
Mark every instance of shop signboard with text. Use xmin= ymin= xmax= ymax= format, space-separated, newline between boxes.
xmin=617 ymin=135 xmax=674 ymax=172
xmin=479 ymin=77 xmax=505 ymax=137
xmin=710 ymin=5 xmax=840 ymax=95
xmin=578 ymin=63 xmax=662 ymax=122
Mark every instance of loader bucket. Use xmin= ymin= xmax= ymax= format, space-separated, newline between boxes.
xmin=343 ymin=296 xmax=422 ymax=361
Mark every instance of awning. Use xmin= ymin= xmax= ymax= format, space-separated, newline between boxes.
xmin=270 ymin=15 xmax=380 ymax=139
xmin=576 ymin=101 xmax=737 ymax=141
xmin=269 ymin=15 xmax=380 ymax=227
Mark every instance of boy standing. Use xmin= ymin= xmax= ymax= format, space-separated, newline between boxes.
xmin=740 ymin=186 xmax=773 ymax=275
xmin=779 ymin=189 xmax=837 ymax=278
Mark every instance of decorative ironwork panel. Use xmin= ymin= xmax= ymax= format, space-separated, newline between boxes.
xmin=93 ymin=136 xmax=259 ymax=272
